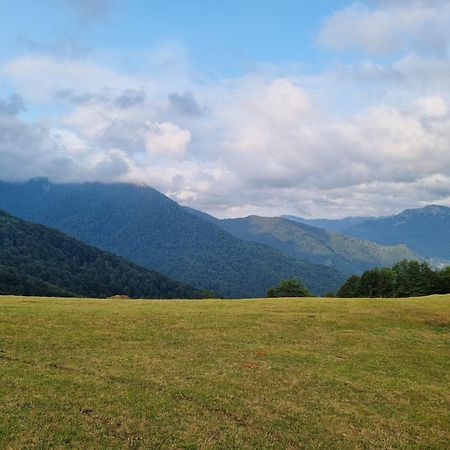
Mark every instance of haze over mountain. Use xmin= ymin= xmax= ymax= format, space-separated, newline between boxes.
xmin=0 ymin=209 xmax=201 ymax=299
xmin=0 ymin=179 xmax=345 ymax=297
xmin=185 ymin=209 xmax=420 ymax=275
xmin=340 ymin=205 xmax=450 ymax=261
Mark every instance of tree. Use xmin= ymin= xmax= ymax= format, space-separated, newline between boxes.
xmin=392 ymin=260 xmax=433 ymax=297
xmin=337 ymin=259 xmax=450 ymax=299
xmin=201 ymin=289 xmax=218 ymax=299
xmin=337 ymin=275 xmax=360 ymax=298
xmin=267 ymin=278 xmax=311 ymax=298
xmin=357 ymin=267 xmax=395 ymax=298
xmin=438 ymin=267 xmax=450 ymax=294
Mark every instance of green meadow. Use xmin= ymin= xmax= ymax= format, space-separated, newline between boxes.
xmin=1 ymin=295 xmax=449 ymax=449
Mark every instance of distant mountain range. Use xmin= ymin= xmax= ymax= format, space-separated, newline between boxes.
xmin=0 ymin=210 xmax=201 ymax=298
xmin=285 ymin=205 xmax=450 ymax=263
xmin=0 ymin=179 xmax=344 ymax=297
xmin=184 ymin=208 xmax=420 ymax=275
xmin=337 ymin=205 xmax=450 ymax=261
xmin=215 ymin=216 xmax=420 ymax=275
xmin=281 ymin=215 xmax=377 ymax=233
xmin=1 ymin=178 xmax=444 ymax=298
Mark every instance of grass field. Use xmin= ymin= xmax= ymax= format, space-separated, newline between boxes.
xmin=0 ymin=295 xmax=449 ymax=449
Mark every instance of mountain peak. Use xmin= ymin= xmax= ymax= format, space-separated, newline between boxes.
xmin=398 ymin=204 xmax=450 ymax=218
xmin=422 ymin=204 xmax=450 ymax=214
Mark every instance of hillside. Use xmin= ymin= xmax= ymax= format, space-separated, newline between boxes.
xmin=190 ymin=211 xmax=419 ymax=275
xmin=282 ymin=215 xmax=376 ymax=232
xmin=0 ymin=210 xmax=201 ymax=299
xmin=342 ymin=205 xmax=450 ymax=260
xmin=1 ymin=295 xmax=449 ymax=448
xmin=0 ymin=179 xmax=345 ymax=297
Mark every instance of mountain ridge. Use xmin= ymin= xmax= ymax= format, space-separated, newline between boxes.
xmin=283 ymin=205 xmax=450 ymax=263
xmin=0 ymin=209 xmax=202 ymax=298
xmin=0 ymin=179 xmax=345 ymax=297
xmin=202 ymin=214 xmax=421 ymax=275
xmin=340 ymin=205 xmax=450 ymax=260
xmin=281 ymin=214 xmax=376 ymax=232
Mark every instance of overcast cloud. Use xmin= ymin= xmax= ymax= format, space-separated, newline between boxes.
xmin=1 ymin=0 xmax=450 ymax=218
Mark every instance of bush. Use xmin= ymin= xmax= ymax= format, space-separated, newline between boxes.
xmin=267 ymin=278 xmax=311 ymax=298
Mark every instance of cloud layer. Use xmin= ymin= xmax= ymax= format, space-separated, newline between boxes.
xmin=1 ymin=1 xmax=450 ymax=218
xmin=318 ymin=0 xmax=450 ymax=56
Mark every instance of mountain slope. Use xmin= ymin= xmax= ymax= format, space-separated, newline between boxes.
xmin=282 ymin=215 xmax=376 ymax=233
xmin=341 ymin=205 xmax=450 ymax=260
xmin=214 ymin=216 xmax=420 ymax=275
xmin=0 ymin=210 xmax=202 ymax=298
xmin=0 ymin=179 xmax=345 ymax=297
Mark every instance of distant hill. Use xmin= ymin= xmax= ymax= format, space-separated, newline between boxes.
xmin=0 ymin=179 xmax=345 ymax=297
xmin=282 ymin=215 xmax=376 ymax=233
xmin=0 ymin=210 xmax=202 ymax=298
xmin=211 ymin=215 xmax=420 ymax=275
xmin=340 ymin=205 xmax=450 ymax=260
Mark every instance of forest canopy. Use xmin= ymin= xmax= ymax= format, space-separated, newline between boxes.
xmin=337 ymin=260 xmax=450 ymax=298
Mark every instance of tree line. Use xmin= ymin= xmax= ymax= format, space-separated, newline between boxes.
xmin=267 ymin=260 xmax=450 ymax=299
xmin=336 ymin=260 xmax=450 ymax=298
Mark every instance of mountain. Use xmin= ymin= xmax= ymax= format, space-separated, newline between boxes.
xmin=282 ymin=215 xmax=377 ymax=233
xmin=0 ymin=179 xmax=345 ymax=297
xmin=0 ymin=210 xmax=202 ymax=298
xmin=210 ymin=215 xmax=420 ymax=275
xmin=341 ymin=205 xmax=450 ymax=261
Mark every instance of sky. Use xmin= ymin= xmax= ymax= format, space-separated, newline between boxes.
xmin=1 ymin=0 xmax=450 ymax=218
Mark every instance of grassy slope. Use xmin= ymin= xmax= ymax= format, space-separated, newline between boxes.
xmin=0 ymin=295 xmax=449 ymax=449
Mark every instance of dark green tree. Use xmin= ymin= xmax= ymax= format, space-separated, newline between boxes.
xmin=438 ymin=267 xmax=450 ymax=294
xmin=392 ymin=260 xmax=433 ymax=297
xmin=356 ymin=268 xmax=395 ymax=297
xmin=267 ymin=278 xmax=311 ymax=298
xmin=337 ymin=275 xmax=360 ymax=298
xmin=337 ymin=259 xmax=450 ymax=298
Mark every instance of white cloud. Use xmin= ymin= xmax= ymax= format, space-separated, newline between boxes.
xmin=318 ymin=1 xmax=450 ymax=56
xmin=3 ymin=56 xmax=140 ymax=103
xmin=2 ymin=10 xmax=450 ymax=219
xmin=144 ymin=122 xmax=191 ymax=158
xmin=418 ymin=95 xmax=448 ymax=117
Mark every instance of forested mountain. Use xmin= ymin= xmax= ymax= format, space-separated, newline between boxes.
xmin=0 ymin=210 xmax=202 ymax=298
xmin=0 ymin=179 xmax=345 ymax=297
xmin=185 ymin=210 xmax=420 ymax=275
xmin=282 ymin=215 xmax=376 ymax=233
xmin=341 ymin=205 xmax=450 ymax=260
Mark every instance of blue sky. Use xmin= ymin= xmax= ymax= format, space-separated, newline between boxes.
xmin=1 ymin=0 xmax=450 ymax=218
xmin=0 ymin=1 xmax=349 ymax=74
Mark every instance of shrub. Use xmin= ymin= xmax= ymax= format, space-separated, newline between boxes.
xmin=267 ymin=278 xmax=311 ymax=298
